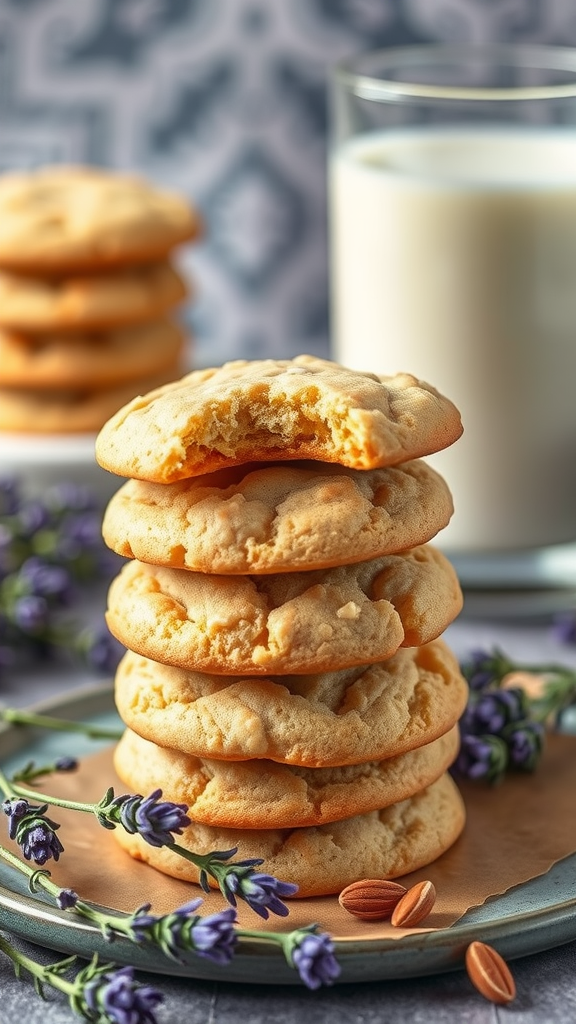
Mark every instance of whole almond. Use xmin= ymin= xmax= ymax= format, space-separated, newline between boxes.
xmin=390 ymin=879 xmax=436 ymax=927
xmin=338 ymin=878 xmax=407 ymax=920
xmin=465 ymin=941 xmax=516 ymax=1004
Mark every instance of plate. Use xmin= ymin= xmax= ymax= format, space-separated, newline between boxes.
xmin=2 ymin=686 xmax=576 ymax=985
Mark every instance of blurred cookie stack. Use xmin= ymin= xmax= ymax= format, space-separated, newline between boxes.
xmin=0 ymin=165 xmax=201 ymax=435
xmin=96 ymin=355 xmax=469 ymax=897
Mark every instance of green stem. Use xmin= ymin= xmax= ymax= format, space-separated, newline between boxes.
xmin=0 ymin=770 xmax=98 ymax=818
xmin=0 ymin=933 xmax=77 ymax=999
xmin=0 ymin=707 xmax=122 ymax=741
xmin=0 ymin=844 xmax=139 ymax=940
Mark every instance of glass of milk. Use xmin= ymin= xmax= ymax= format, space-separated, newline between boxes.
xmin=329 ymin=45 xmax=576 ymax=593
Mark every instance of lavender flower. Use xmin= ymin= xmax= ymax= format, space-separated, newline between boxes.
xmin=4 ymin=800 xmax=65 ymax=864
xmin=55 ymin=756 xmax=79 ymax=772
xmin=290 ymin=930 xmax=341 ymax=990
xmin=77 ymin=962 xmax=163 ymax=1024
xmin=2 ymin=796 xmax=30 ymax=837
xmin=20 ymin=556 xmax=72 ymax=603
xmin=57 ymin=888 xmax=79 ymax=910
xmin=551 ymin=611 xmax=576 ymax=646
xmin=461 ymin=687 xmax=527 ymax=736
xmin=12 ymin=594 xmax=49 ymax=632
xmin=507 ymin=721 xmax=545 ymax=770
xmin=76 ymin=625 xmax=124 ymax=674
xmin=222 ymin=867 xmax=299 ymax=919
xmin=131 ymin=897 xmax=238 ymax=965
xmin=454 ymin=734 xmax=509 ymax=783
xmin=98 ymin=787 xmax=191 ymax=847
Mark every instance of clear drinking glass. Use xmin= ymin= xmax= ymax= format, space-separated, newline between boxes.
xmin=328 ymin=45 xmax=576 ymax=593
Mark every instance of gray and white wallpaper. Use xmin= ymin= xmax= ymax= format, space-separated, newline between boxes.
xmin=1 ymin=0 xmax=576 ymax=368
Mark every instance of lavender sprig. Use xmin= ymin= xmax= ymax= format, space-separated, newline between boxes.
xmin=1 ymin=771 xmax=299 ymax=916
xmin=0 ymin=937 xmax=163 ymax=1024
xmin=0 ymin=842 xmax=338 ymax=987
xmin=236 ymin=924 xmax=341 ymax=989
xmin=455 ymin=647 xmax=576 ymax=783
xmin=171 ymin=843 xmax=299 ymax=918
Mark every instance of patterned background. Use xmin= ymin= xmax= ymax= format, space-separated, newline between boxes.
xmin=1 ymin=0 xmax=576 ymax=369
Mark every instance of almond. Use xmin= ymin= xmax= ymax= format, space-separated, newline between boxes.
xmin=465 ymin=941 xmax=516 ymax=1004
xmin=338 ymin=878 xmax=407 ymax=920
xmin=390 ymin=879 xmax=436 ymax=927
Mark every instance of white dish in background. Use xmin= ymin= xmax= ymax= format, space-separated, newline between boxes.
xmin=0 ymin=431 xmax=122 ymax=502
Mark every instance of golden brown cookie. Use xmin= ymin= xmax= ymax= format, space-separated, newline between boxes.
xmin=0 ymin=165 xmax=201 ymax=272
xmin=113 ymin=772 xmax=466 ymax=896
xmin=0 ymin=365 xmax=183 ymax=434
xmin=0 ymin=262 xmax=188 ymax=332
xmin=105 ymin=546 xmax=463 ymax=675
xmin=113 ymin=639 xmax=468 ymax=766
xmin=101 ymin=459 xmax=453 ymax=574
xmin=0 ymin=320 xmax=185 ymax=390
xmin=95 ymin=354 xmax=463 ymax=482
xmin=113 ymin=725 xmax=460 ymax=829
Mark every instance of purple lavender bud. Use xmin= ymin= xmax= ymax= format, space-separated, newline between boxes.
xmin=190 ymin=906 xmax=237 ymax=965
xmin=111 ymin=789 xmax=190 ymax=847
xmin=291 ymin=931 xmax=341 ymax=990
xmin=17 ymin=501 xmax=50 ymax=536
xmin=80 ymin=625 xmax=124 ymax=675
xmin=13 ymin=594 xmax=49 ymax=632
xmin=551 ymin=612 xmax=576 ymax=646
xmin=2 ymin=797 xmax=30 ymax=839
xmin=224 ymin=870 xmax=299 ymax=919
xmin=20 ymin=822 xmax=65 ymax=865
xmin=0 ymin=476 xmax=19 ymax=515
xmin=20 ymin=557 xmax=72 ymax=603
xmin=454 ymin=733 xmax=508 ymax=783
xmin=57 ymin=888 xmax=79 ymax=909
xmin=464 ymin=687 xmax=527 ymax=736
xmin=461 ymin=648 xmax=499 ymax=690
xmin=507 ymin=721 xmax=545 ymax=771
xmin=82 ymin=965 xmax=163 ymax=1024
xmin=55 ymin=756 xmax=79 ymax=772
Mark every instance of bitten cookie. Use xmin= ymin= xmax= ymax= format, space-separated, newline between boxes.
xmin=0 ymin=165 xmax=201 ymax=272
xmin=0 ymin=262 xmax=187 ymax=332
xmin=95 ymin=354 xmax=463 ymax=482
xmin=113 ymin=772 xmax=466 ymax=897
xmin=113 ymin=639 xmax=468 ymax=766
xmin=0 ymin=320 xmax=185 ymax=390
xmin=113 ymin=725 xmax=460 ymax=829
xmin=102 ymin=459 xmax=454 ymax=573
xmin=105 ymin=545 xmax=463 ymax=675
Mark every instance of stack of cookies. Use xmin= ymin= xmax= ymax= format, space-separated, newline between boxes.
xmin=96 ymin=355 xmax=469 ymax=897
xmin=0 ymin=165 xmax=201 ymax=435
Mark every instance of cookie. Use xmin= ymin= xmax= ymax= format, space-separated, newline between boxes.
xmin=113 ymin=772 xmax=466 ymax=896
xmin=105 ymin=546 xmax=463 ymax=675
xmin=0 ymin=165 xmax=201 ymax=272
xmin=0 ymin=365 xmax=183 ymax=434
xmin=113 ymin=724 xmax=460 ymax=829
xmin=102 ymin=458 xmax=453 ymax=574
xmin=0 ymin=262 xmax=188 ymax=332
xmin=0 ymin=320 xmax=185 ymax=390
xmin=113 ymin=639 xmax=468 ymax=766
xmin=95 ymin=354 xmax=463 ymax=482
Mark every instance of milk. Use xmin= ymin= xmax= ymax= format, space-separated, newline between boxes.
xmin=329 ymin=127 xmax=576 ymax=552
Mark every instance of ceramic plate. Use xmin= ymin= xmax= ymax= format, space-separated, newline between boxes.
xmin=2 ymin=685 xmax=576 ymax=985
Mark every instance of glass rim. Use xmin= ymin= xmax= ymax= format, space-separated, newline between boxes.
xmin=333 ymin=43 xmax=576 ymax=102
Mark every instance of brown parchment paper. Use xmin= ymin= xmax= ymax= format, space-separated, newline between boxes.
xmin=9 ymin=734 xmax=576 ymax=941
